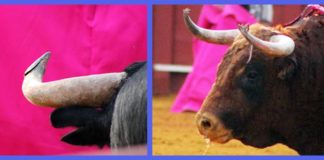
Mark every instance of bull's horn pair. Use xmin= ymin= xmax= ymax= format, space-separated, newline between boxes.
xmin=183 ymin=8 xmax=295 ymax=57
xmin=22 ymin=52 xmax=127 ymax=108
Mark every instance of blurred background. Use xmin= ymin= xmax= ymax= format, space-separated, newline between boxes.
xmin=153 ymin=5 xmax=305 ymax=155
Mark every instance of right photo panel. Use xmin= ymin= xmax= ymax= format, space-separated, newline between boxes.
xmin=153 ymin=4 xmax=324 ymax=155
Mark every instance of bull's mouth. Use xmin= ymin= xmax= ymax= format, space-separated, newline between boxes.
xmin=196 ymin=112 xmax=233 ymax=144
xmin=207 ymin=132 xmax=233 ymax=144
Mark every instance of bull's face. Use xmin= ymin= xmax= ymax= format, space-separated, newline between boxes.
xmin=197 ymin=33 xmax=273 ymax=146
xmin=197 ymin=40 xmax=266 ymax=143
xmin=183 ymin=9 xmax=296 ymax=147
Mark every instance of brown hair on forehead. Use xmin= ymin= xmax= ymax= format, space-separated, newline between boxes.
xmin=216 ymin=23 xmax=278 ymax=86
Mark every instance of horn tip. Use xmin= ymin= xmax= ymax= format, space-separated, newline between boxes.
xmin=238 ymin=24 xmax=249 ymax=35
xmin=183 ymin=8 xmax=191 ymax=15
xmin=24 ymin=52 xmax=51 ymax=76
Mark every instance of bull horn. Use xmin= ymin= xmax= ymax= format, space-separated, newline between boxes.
xmin=238 ymin=24 xmax=295 ymax=57
xmin=183 ymin=8 xmax=239 ymax=45
xmin=22 ymin=52 xmax=127 ymax=108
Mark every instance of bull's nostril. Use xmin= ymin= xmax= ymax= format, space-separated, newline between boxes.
xmin=201 ymin=118 xmax=212 ymax=129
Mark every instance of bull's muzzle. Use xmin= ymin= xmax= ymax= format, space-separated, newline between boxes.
xmin=196 ymin=111 xmax=233 ymax=143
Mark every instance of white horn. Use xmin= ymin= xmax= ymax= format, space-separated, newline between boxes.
xmin=22 ymin=52 xmax=127 ymax=108
xmin=238 ymin=24 xmax=295 ymax=57
xmin=183 ymin=8 xmax=239 ymax=45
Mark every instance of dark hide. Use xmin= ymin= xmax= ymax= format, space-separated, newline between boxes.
xmin=200 ymin=16 xmax=324 ymax=154
xmin=51 ymin=62 xmax=147 ymax=148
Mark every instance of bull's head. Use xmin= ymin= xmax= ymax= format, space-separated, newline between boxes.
xmin=184 ymin=9 xmax=297 ymax=147
xmin=22 ymin=52 xmax=127 ymax=108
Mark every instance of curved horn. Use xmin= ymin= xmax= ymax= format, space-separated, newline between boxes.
xmin=183 ymin=8 xmax=239 ymax=44
xmin=238 ymin=24 xmax=295 ymax=57
xmin=22 ymin=52 xmax=127 ymax=108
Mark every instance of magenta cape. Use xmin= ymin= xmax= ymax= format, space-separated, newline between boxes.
xmin=0 ymin=5 xmax=146 ymax=154
xmin=171 ymin=5 xmax=256 ymax=112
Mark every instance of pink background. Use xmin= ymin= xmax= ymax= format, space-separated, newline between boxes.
xmin=0 ymin=5 xmax=147 ymax=155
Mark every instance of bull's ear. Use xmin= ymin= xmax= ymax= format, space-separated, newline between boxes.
xmin=276 ymin=55 xmax=297 ymax=80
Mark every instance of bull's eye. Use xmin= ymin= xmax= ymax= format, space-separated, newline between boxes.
xmin=238 ymin=69 xmax=262 ymax=91
xmin=237 ymin=62 xmax=264 ymax=102
xmin=239 ymin=68 xmax=264 ymax=102
xmin=247 ymin=71 xmax=258 ymax=80
xmin=243 ymin=70 xmax=259 ymax=85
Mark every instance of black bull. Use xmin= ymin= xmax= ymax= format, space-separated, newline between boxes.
xmin=185 ymin=10 xmax=324 ymax=154
xmin=51 ymin=62 xmax=147 ymax=148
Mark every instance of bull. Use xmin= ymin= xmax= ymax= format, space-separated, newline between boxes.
xmin=184 ymin=5 xmax=324 ymax=155
xmin=22 ymin=52 xmax=147 ymax=148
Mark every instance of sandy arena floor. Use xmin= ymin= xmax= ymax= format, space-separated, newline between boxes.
xmin=153 ymin=95 xmax=298 ymax=155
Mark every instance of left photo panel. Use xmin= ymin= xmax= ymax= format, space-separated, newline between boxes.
xmin=0 ymin=5 xmax=147 ymax=155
